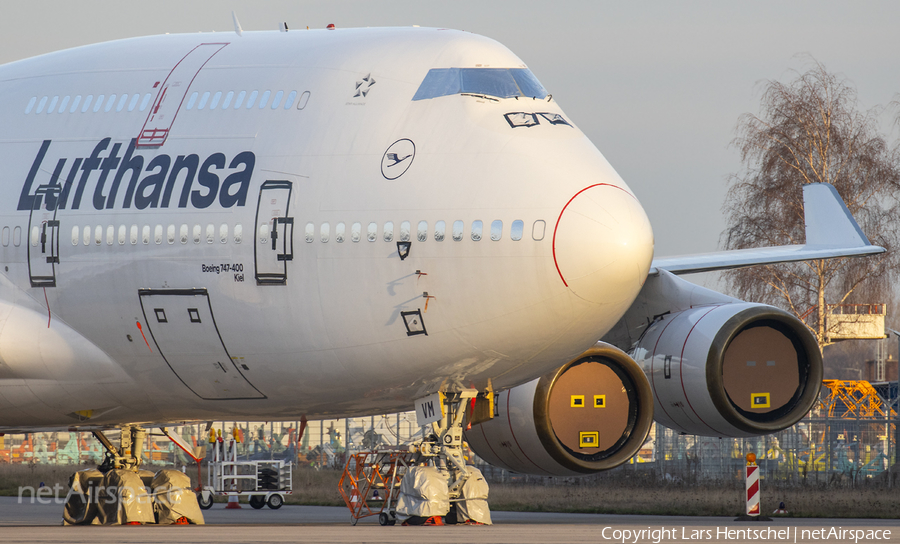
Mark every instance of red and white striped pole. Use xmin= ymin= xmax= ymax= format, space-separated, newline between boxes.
xmin=745 ymin=453 xmax=759 ymax=517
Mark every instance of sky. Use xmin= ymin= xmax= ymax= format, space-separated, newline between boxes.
xmin=2 ymin=1 xmax=899 ymax=285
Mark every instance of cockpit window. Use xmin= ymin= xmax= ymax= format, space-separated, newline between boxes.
xmin=412 ymin=68 xmax=548 ymax=101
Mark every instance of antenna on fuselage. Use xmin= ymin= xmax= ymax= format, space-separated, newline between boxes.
xmin=232 ymin=11 xmax=243 ymax=37
xmin=279 ymin=22 xmax=289 ymax=32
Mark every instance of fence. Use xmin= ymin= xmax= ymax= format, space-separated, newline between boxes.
xmin=3 ymin=383 xmax=898 ymax=487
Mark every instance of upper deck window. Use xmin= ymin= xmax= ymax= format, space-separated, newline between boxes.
xmin=412 ymin=68 xmax=548 ymax=101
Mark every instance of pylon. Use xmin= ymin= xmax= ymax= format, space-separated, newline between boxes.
xmin=226 ymin=494 xmax=241 ymax=509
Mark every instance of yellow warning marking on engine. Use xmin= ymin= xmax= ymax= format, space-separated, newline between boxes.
xmin=571 ymin=395 xmax=584 ymax=407
xmin=751 ymin=392 xmax=770 ymax=408
xmin=594 ymin=395 xmax=606 ymax=408
xmin=579 ymin=431 xmax=599 ymax=448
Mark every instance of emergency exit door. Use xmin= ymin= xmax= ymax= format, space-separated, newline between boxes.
xmin=254 ymin=180 xmax=294 ymax=285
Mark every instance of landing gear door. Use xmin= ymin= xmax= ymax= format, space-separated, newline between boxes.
xmin=27 ymin=203 xmax=59 ymax=288
xmin=254 ymin=180 xmax=294 ymax=285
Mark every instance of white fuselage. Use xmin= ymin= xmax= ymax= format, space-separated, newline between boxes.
xmin=0 ymin=27 xmax=653 ymax=429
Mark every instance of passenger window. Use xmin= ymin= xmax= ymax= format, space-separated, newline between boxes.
xmin=70 ymin=226 xmax=78 ymax=246
xmin=142 ymin=225 xmax=150 ymax=245
xmin=351 ymin=222 xmax=361 ymax=242
xmin=104 ymin=95 xmax=116 ymax=112
xmin=434 ymin=220 xmax=445 ymax=242
xmin=198 ymin=92 xmax=210 ymax=110
xmin=83 ymin=225 xmax=91 ymax=246
xmin=305 ymin=222 xmax=315 ymax=243
xmin=130 ymin=225 xmax=138 ymax=245
xmin=118 ymin=225 xmax=126 ymax=245
xmin=452 ymin=220 xmax=464 ymax=242
xmin=13 ymin=226 xmax=21 ymax=247
xmin=186 ymin=92 xmax=198 ymax=110
xmin=93 ymin=95 xmax=104 ymax=112
xmin=471 ymin=220 xmax=483 ymax=242
xmin=154 ymin=225 xmax=163 ymax=245
xmin=70 ymin=95 xmax=82 ymax=113
xmin=219 ymin=224 xmax=228 ymax=244
xmin=491 ymin=220 xmax=503 ymax=241
xmin=246 ymin=90 xmax=259 ymax=109
xmin=320 ymin=222 xmax=330 ymax=243
xmin=167 ymin=224 xmax=175 ymax=244
xmin=116 ymin=94 xmax=128 ymax=112
xmin=1 ymin=226 xmax=8 ymax=247
xmin=81 ymin=95 xmax=93 ymax=113
xmin=511 ymin=220 xmax=524 ymax=241
xmin=210 ymin=91 xmax=222 ymax=109
xmin=533 ymin=220 xmax=546 ymax=241
xmin=206 ymin=224 xmax=214 ymax=244
xmin=383 ymin=221 xmax=394 ymax=242
xmin=234 ymin=91 xmax=246 ymax=109
xmin=234 ymin=224 xmax=243 ymax=244
xmin=335 ymin=222 xmax=346 ymax=243
xmin=271 ymin=90 xmax=284 ymax=109
xmin=193 ymin=224 xmax=201 ymax=244
xmin=140 ymin=93 xmax=152 ymax=111
xmin=58 ymin=96 xmax=70 ymax=113
xmin=94 ymin=225 xmax=103 ymax=245
xmin=128 ymin=94 xmax=139 ymax=111
xmin=107 ymin=225 xmax=114 ymax=245
xmin=367 ymin=222 xmax=377 ymax=242
xmin=284 ymin=90 xmax=297 ymax=109
xmin=46 ymin=96 xmax=58 ymax=114
xmin=25 ymin=97 xmax=36 ymax=114
xmin=259 ymin=90 xmax=271 ymax=109
xmin=36 ymin=96 xmax=47 ymax=114
xmin=399 ymin=221 xmax=411 ymax=242
xmin=30 ymin=226 xmax=39 ymax=246
xmin=222 ymin=91 xmax=234 ymax=109
xmin=297 ymin=91 xmax=310 ymax=110
xmin=180 ymin=224 xmax=188 ymax=244
xmin=417 ymin=221 xmax=428 ymax=242
xmin=258 ymin=223 xmax=269 ymax=244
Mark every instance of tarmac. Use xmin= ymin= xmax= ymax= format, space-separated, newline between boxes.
xmin=2 ymin=496 xmax=899 ymax=544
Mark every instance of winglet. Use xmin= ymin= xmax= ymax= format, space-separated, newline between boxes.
xmin=650 ymin=182 xmax=883 ymax=275
xmin=803 ymin=182 xmax=870 ymax=247
xmin=232 ymin=11 xmax=243 ymax=37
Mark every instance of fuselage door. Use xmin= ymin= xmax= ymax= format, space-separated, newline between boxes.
xmin=27 ymin=192 xmax=60 ymax=287
xmin=254 ymin=180 xmax=294 ymax=285
xmin=136 ymin=43 xmax=228 ymax=147
xmin=139 ymin=289 xmax=265 ymax=400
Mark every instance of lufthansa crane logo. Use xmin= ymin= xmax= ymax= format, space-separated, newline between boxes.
xmin=381 ymin=139 xmax=416 ymax=180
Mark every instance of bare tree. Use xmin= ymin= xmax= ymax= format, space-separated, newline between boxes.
xmin=721 ymin=60 xmax=900 ymax=351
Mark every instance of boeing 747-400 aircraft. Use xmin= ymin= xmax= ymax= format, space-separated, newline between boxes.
xmin=0 ymin=23 xmax=882 ymax=521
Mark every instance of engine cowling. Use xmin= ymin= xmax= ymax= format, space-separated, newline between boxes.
xmin=632 ymin=302 xmax=822 ymax=437
xmin=465 ymin=344 xmax=653 ymax=476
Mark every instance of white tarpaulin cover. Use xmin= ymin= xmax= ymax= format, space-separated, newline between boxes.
xmin=395 ymin=466 xmax=449 ymax=518
xmin=151 ymin=469 xmax=204 ymax=525
xmin=455 ymin=466 xmax=492 ymax=524
xmin=96 ymin=469 xmax=155 ymax=525
xmin=62 ymin=469 xmax=104 ymax=525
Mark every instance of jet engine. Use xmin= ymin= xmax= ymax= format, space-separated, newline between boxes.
xmin=464 ymin=344 xmax=653 ymax=476
xmin=631 ymin=302 xmax=822 ymax=437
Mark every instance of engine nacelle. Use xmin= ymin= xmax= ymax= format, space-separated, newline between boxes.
xmin=465 ymin=344 xmax=653 ymax=476
xmin=632 ymin=303 xmax=822 ymax=437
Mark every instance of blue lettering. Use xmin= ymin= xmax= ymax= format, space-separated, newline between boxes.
xmin=18 ymin=139 xmax=256 ymax=211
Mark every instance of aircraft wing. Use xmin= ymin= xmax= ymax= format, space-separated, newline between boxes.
xmin=649 ymin=183 xmax=884 ymax=275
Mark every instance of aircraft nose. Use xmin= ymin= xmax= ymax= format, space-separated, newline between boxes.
xmin=552 ymin=184 xmax=654 ymax=304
